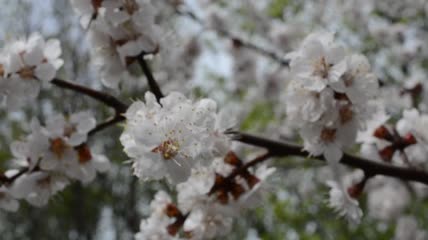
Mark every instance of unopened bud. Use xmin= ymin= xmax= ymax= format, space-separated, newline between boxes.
xmin=403 ymin=133 xmax=417 ymax=145
xmin=373 ymin=125 xmax=393 ymax=141
xmin=378 ymin=145 xmax=395 ymax=162
xmin=347 ymin=184 xmax=363 ymax=199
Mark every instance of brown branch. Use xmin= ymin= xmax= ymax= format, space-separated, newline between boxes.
xmin=51 ymin=78 xmax=128 ymax=114
xmin=137 ymin=56 xmax=164 ymax=102
xmin=51 ymin=78 xmax=128 ymax=137
xmin=228 ymin=131 xmax=428 ymax=185
xmin=88 ymin=115 xmax=125 ymax=136
xmin=176 ymin=8 xmax=290 ymax=66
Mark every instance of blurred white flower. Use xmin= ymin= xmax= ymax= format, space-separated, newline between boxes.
xmin=326 ymin=180 xmax=363 ymax=224
xmin=0 ymin=33 xmax=63 ymax=110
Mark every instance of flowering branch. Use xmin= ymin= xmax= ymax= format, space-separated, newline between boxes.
xmin=228 ymin=131 xmax=428 ymax=185
xmin=0 ymin=80 xmax=127 ymax=186
xmin=50 ymin=78 xmax=128 ymax=137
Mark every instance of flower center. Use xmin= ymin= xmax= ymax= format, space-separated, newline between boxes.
xmin=313 ymin=57 xmax=330 ymax=78
xmin=50 ymin=138 xmax=68 ymax=159
xmin=320 ymin=128 xmax=337 ymax=143
xmin=18 ymin=66 xmax=36 ymax=79
xmin=63 ymin=124 xmax=76 ymax=138
xmin=339 ymin=105 xmax=354 ymax=124
xmin=152 ymin=139 xmax=180 ymax=160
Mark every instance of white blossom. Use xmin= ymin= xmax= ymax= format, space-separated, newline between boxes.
xmin=0 ymin=33 xmax=63 ymax=110
xmin=10 ymin=112 xmax=109 ymax=185
xmin=289 ymin=31 xmax=347 ymax=92
xmin=326 ymin=180 xmax=363 ymax=224
xmin=0 ymin=186 xmax=19 ymax=212
xmin=135 ymin=191 xmax=179 ymax=240
xmin=367 ymin=180 xmax=410 ymax=220
xmin=10 ymin=172 xmax=69 ymax=207
xmin=72 ymin=0 xmax=161 ymax=89
xmin=394 ymin=216 xmax=427 ymax=240
xmin=121 ymin=92 xmax=230 ymax=183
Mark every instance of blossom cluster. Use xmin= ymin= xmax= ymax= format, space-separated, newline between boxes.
xmin=285 ymin=31 xmax=379 ymax=164
xmin=120 ymin=92 xmax=276 ymax=239
xmin=136 ymin=152 xmax=274 ymax=240
xmin=283 ymin=31 xmax=381 ymax=224
xmin=0 ymin=33 xmax=63 ymax=110
xmin=0 ymin=111 xmax=109 ymax=210
xmin=70 ymin=0 xmax=160 ymax=89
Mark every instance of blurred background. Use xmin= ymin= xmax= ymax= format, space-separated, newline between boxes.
xmin=1 ymin=0 xmax=428 ymax=239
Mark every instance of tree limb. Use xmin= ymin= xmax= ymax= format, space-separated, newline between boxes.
xmin=51 ymin=78 xmax=128 ymax=114
xmin=228 ymin=131 xmax=428 ymax=185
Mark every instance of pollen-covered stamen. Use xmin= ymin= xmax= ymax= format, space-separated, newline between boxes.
xmin=50 ymin=138 xmax=68 ymax=159
xmin=77 ymin=144 xmax=92 ymax=164
xmin=320 ymin=128 xmax=337 ymax=143
xmin=63 ymin=124 xmax=77 ymax=138
xmin=313 ymin=57 xmax=331 ymax=78
xmin=152 ymin=139 xmax=180 ymax=160
xmin=17 ymin=66 xmax=36 ymax=79
xmin=339 ymin=105 xmax=354 ymax=124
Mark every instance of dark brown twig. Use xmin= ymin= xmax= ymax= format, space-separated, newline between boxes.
xmin=88 ymin=115 xmax=125 ymax=136
xmin=137 ymin=57 xmax=164 ymax=102
xmin=228 ymin=131 xmax=428 ymax=185
xmin=51 ymin=78 xmax=128 ymax=114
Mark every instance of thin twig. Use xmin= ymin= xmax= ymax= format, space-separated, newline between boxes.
xmin=137 ymin=56 xmax=164 ymax=101
xmin=51 ymin=78 xmax=128 ymax=137
xmin=88 ymin=115 xmax=125 ymax=136
xmin=51 ymin=78 xmax=128 ymax=114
